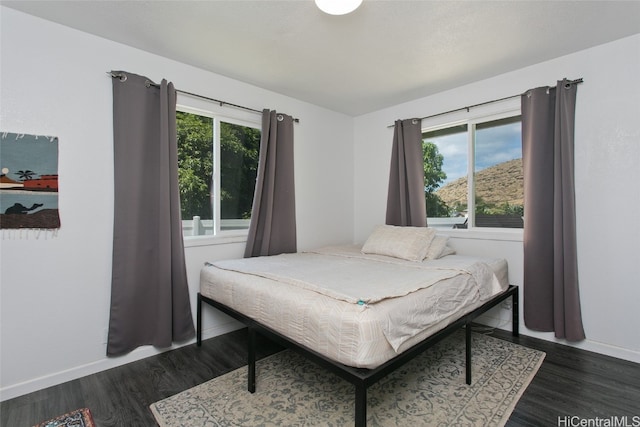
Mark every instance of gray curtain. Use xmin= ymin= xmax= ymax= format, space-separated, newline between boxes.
xmin=244 ymin=109 xmax=297 ymax=257
xmin=521 ymin=79 xmax=585 ymax=341
xmin=386 ymin=118 xmax=427 ymax=227
xmin=108 ymin=71 xmax=195 ymax=356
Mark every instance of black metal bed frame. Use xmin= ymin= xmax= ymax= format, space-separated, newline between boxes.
xmin=197 ymin=284 xmax=519 ymax=427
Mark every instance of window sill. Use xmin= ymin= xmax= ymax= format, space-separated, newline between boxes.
xmin=439 ymin=227 xmax=523 ymax=243
xmin=183 ymin=233 xmax=248 ymax=248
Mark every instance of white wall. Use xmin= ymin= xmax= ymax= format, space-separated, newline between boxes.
xmin=0 ymin=7 xmax=353 ymax=400
xmin=354 ymin=34 xmax=640 ymax=363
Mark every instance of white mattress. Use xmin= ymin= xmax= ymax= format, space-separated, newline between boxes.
xmin=200 ymin=245 xmax=508 ymax=369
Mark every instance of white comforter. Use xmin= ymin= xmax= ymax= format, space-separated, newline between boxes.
xmin=204 ymin=245 xmax=508 ymax=357
xmin=211 ymin=247 xmax=470 ymax=304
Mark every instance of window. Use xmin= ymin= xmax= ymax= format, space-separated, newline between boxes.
xmin=176 ymin=104 xmax=260 ymax=238
xmin=422 ymin=113 xmax=523 ymax=230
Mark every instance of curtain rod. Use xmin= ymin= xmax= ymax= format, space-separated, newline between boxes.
xmin=107 ymin=71 xmax=299 ymax=123
xmin=388 ymin=78 xmax=583 ymax=128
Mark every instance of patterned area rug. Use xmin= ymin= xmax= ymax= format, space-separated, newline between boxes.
xmin=32 ymin=408 xmax=95 ymax=427
xmin=151 ymin=331 xmax=544 ymax=426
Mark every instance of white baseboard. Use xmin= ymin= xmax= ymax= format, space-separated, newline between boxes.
xmin=476 ymin=313 xmax=640 ymax=364
xmin=517 ymin=329 xmax=640 ymax=364
xmin=0 ymin=321 xmax=242 ymax=402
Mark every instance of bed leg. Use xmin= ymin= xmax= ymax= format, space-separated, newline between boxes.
xmin=248 ymin=326 xmax=256 ymax=393
xmin=354 ymin=383 xmax=366 ymax=427
xmin=196 ymin=293 xmax=202 ymax=347
xmin=512 ymin=287 xmax=520 ymax=337
xmin=465 ymin=324 xmax=472 ymax=385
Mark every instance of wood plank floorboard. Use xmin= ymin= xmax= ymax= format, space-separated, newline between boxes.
xmin=2 ymin=327 xmax=638 ymax=427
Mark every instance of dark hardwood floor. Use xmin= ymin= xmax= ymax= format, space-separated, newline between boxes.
xmin=2 ymin=327 xmax=638 ymax=427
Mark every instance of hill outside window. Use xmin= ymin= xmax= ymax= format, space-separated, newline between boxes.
xmin=176 ymin=101 xmax=260 ymax=241
xmin=422 ymin=112 xmax=523 ymax=230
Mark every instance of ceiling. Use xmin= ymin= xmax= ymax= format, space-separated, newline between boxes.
xmin=3 ymin=0 xmax=639 ymax=116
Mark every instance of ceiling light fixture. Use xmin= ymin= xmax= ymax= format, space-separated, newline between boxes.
xmin=315 ymin=0 xmax=363 ymax=15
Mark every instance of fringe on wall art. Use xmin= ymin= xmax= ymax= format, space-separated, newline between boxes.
xmin=1 ymin=228 xmax=59 ymax=240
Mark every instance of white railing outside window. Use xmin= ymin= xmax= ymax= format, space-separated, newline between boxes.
xmin=182 ymin=217 xmax=251 ymax=236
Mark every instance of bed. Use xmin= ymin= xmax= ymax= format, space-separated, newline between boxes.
xmin=197 ymin=226 xmax=519 ymax=427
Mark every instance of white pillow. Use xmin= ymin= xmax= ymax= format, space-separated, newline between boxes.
xmin=424 ymin=235 xmax=449 ymax=260
xmin=361 ymin=225 xmax=436 ymax=261
xmin=438 ymin=245 xmax=456 ymax=258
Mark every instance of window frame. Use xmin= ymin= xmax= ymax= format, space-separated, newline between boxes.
xmin=176 ymin=94 xmax=261 ymax=247
xmin=421 ymin=101 xmax=523 ymax=241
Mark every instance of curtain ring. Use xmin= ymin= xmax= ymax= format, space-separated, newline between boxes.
xmin=277 ymin=114 xmax=284 ymax=122
xmin=411 ymin=118 xmax=419 ymax=125
xmin=145 ymin=80 xmax=152 ymax=88
xmin=110 ymin=72 xmax=127 ymax=82
xmin=564 ymin=82 xmax=572 ymax=89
